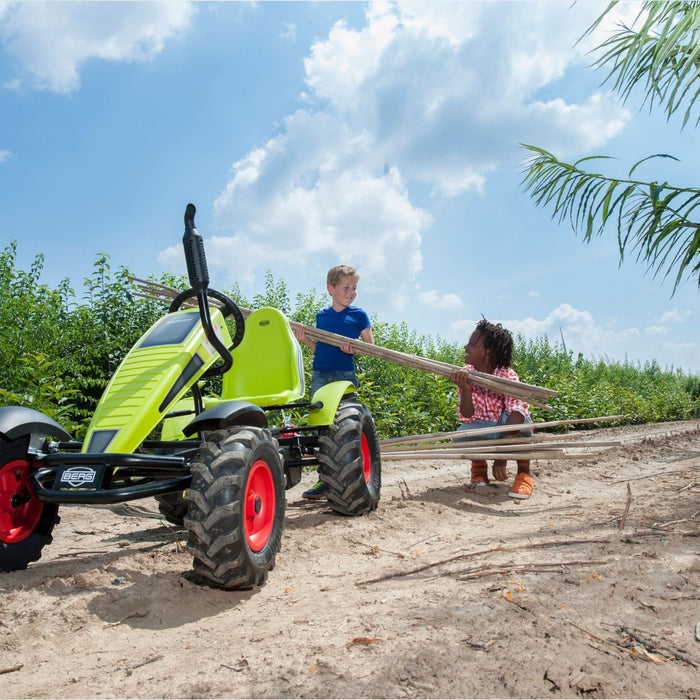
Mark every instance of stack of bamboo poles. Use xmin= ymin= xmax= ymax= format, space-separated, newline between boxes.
xmin=379 ymin=415 xmax=625 ymax=462
xmin=128 ymin=276 xmax=558 ymax=410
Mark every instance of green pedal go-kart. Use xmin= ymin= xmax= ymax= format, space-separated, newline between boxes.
xmin=0 ymin=204 xmax=381 ymax=589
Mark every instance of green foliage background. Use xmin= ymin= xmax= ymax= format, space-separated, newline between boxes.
xmin=1 ymin=242 xmax=697 ymax=440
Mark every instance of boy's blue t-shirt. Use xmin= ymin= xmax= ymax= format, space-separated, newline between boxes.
xmin=313 ymin=305 xmax=371 ymax=372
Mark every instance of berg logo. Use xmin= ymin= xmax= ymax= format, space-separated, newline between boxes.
xmin=60 ymin=466 xmax=98 ymax=488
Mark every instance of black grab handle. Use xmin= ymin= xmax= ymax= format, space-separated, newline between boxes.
xmin=182 ymin=203 xmax=209 ymax=291
xmin=180 ymin=203 xmax=234 ymax=375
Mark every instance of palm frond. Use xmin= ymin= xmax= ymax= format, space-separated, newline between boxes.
xmin=583 ymin=1 xmax=700 ymax=127
xmin=520 ymin=145 xmax=700 ymax=291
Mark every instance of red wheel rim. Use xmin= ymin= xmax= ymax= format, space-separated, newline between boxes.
xmin=361 ymin=432 xmax=371 ymax=483
xmin=0 ymin=459 xmax=43 ymax=544
xmin=244 ymin=459 xmax=275 ymax=552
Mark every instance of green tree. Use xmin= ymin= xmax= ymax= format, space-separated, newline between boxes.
xmin=0 ymin=245 xmax=695 ymax=435
xmin=521 ymin=1 xmax=700 ymax=292
xmin=0 ymin=241 xmax=75 ymax=408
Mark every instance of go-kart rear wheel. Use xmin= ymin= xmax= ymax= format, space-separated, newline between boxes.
xmin=155 ymin=491 xmax=188 ymax=526
xmin=184 ymin=427 xmax=285 ymax=589
xmin=0 ymin=437 xmax=59 ymax=572
xmin=317 ymin=402 xmax=381 ymax=516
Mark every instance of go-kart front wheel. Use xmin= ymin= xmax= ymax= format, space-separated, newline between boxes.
xmin=184 ymin=427 xmax=285 ymax=589
xmin=0 ymin=437 xmax=59 ymax=572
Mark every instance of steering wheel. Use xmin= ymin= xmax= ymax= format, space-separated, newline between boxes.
xmin=169 ymin=288 xmax=245 ymax=350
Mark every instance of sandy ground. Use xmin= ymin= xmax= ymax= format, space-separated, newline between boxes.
xmin=0 ymin=419 xmax=698 ymax=699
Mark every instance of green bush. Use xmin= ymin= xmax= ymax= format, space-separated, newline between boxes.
xmin=0 ymin=246 xmax=696 ymax=439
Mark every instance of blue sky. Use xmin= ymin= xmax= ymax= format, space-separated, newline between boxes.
xmin=1 ymin=1 xmax=698 ymax=374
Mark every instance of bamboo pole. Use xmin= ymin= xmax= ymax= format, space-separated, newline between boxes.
xmin=377 ymin=415 xmax=625 ymax=448
xmin=381 ymin=451 xmax=591 ymax=461
xmin=380 ymin=436 xmax=622 ymax=452
xmin=386 ymin=446 xmax=566 ymax=457
xmin=128 ymin=276 xmax=556 ymax=409
xmin=291 ymin=324 xmax=555 ymax=405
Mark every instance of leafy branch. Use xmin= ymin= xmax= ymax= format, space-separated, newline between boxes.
xmin=521 ymin=145 xmax=700 ymax=290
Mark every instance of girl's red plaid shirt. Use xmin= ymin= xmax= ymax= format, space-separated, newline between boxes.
xmin=456 ymin=365 xmax=529 ymax=423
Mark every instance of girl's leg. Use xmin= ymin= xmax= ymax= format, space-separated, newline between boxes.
xmin=516 ymin=458 xmax=530 ymax=475
xmin=470 ymin=460 xmax=489 ymax=486
xmin=491 ymin=411 xmax=533 ymax=482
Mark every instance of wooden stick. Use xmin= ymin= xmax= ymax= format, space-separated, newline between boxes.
xmin=380 ymin=451 xmax=591 ymax=461
xmin=378 ymin=415 xmax=625 ymax=448
xmin=568 ymin=621 xmax=639 ymax=659
xmin=455 ymin=559 xmax=609 ymax=580
xmin=356 ymin=537 xmax=611 ymax=586
xmin=128 ymin=276 xmax=556 ymax=407
xmin=0 ymin=665 xmax=23 ymax=675
xmin=619 ymin=483 xmax=632 ymax=530
xmin=126 ymin=654 xmax=164 ymax=672
xmin=621 ymin=627 xmax=697 ymax=668
xmin=385 ymin=443 xmax=567 ymax=455
xmin=380 ymin=437 xmax=621 ymax=453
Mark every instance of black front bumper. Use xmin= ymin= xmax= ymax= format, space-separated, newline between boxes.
xmin=31 ymin=452 xmax=191 ymax=505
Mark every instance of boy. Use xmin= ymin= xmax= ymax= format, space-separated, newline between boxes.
xmin=450 ymin=319 xmax=533 ymax=499
xmin=295 ymin=264 xmax=374 ymax=499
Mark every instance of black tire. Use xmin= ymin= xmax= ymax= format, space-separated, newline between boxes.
xmin=317 ymin=402 xmax=381 ymax=516
xmin=184 ymin=427 xmax=285 ymax=589
xmin=0 ymin=436 xmax=60 ymax=572
xmin=155 ymin=491 xmax=188 ymax=526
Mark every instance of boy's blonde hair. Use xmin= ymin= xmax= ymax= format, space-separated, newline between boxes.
xmin=327 ymin=264 xmax=359 ymax=287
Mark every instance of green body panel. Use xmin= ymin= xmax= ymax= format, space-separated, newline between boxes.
xmin=307 ymin=381 xmax=356 ymax=426
xmin=83 ymin=308 xmax=231 ymax=453
xmin=160 ymin=397 xmax=196 ymax=442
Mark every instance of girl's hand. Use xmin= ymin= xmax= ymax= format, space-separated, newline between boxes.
xmin=491 ymin=462 xmax=507 ymax=481
xmin=450 ymin=368 xmax=471 ymax=390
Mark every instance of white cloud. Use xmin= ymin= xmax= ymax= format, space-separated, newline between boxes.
xmin=522 ymin=93 xmax=630 ymax=156
xmin=207 ymin=0 xmax=629 ymax=316
xmin=211 ymin=106 xmax=429 ymax=307
xmin=449 ymin=303 xmax=698 ymax=372
xmin=279 ymin=22 xmax=296 ymax=42
xmin=0 ymin=0 xmax=195 ymax=93
xmin=658 ymin=308 xmax=692 ymax=324
xmin=303 ymin=1 xmax=398 ymax=111
xmin=0 ymin=149 xmax=12 ymax=162
xmin=418 ymin=289 xmax=463 ymax=310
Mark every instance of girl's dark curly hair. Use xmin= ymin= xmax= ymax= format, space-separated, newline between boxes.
xmin=475 ymin=319 xmax=513 ymax=368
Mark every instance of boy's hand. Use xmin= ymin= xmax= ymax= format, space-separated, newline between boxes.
xmin=340 ymin=340 xmax=353 ymax=354
xmin=294 ymin=328 xmax=315 ymax=351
